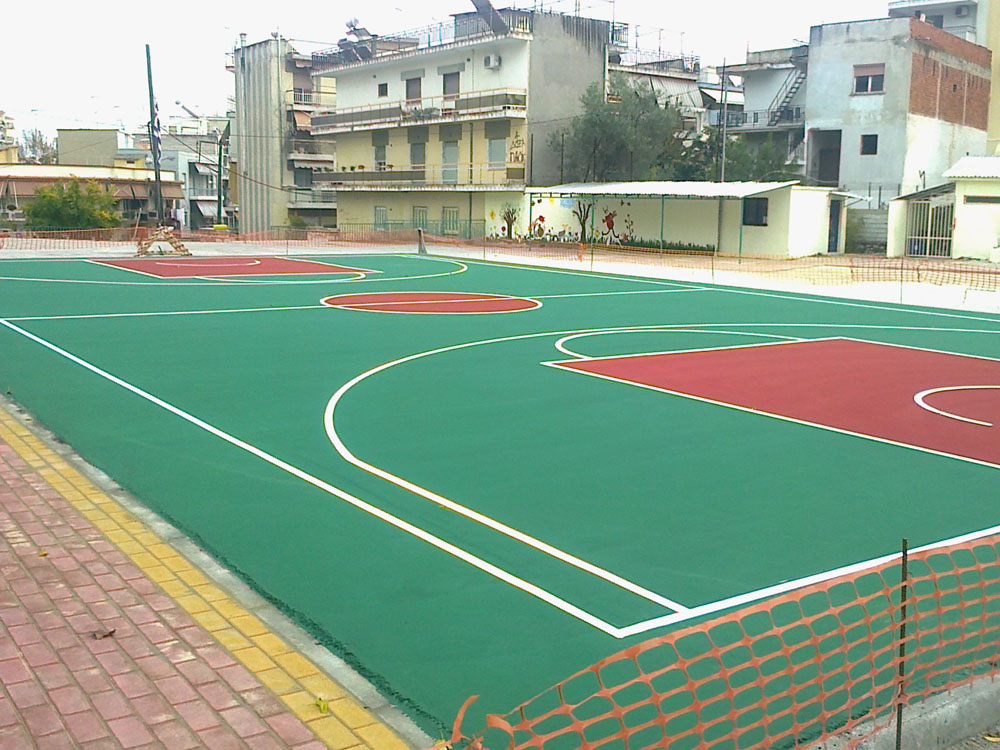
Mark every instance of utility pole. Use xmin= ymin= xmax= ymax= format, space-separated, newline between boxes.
xmin=145 ymin=44 xmax=165 ymax=225
xmin=217 ymin=122 xmax=230 ymax=227
xmin=720 ymin=58 xmax=728 ymax=183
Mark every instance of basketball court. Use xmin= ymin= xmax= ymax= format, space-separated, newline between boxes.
xmin=0 ymin=249 xmax=998 ymax=734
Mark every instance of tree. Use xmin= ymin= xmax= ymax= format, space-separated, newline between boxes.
xmin=572 ymin=200 xmax=593 ymax=243
xmin=658 ymin=130 xmax=796 ymax=182
xmin=25 ymin=179 xmax=121 ymax=229
xmin=551 ymin=74 xmax=681 ymax=182
xmin=18 ymin=129 xmax=57 ymax=164
xmin=500 ymin=202 xmax=520 ymax=238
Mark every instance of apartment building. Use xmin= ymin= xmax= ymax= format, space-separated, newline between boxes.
xmin=0 ymin=112 xmax=16 ymax=165
xmin=731 ymin=17 xmax=991 ymax=206
xmin=887 ymin=0 xmax=1000 ymax=151
xmin=230 ymin=36 xmax=337 ymax=232
xmin=308 ymin=8 xmax=631 ymax=231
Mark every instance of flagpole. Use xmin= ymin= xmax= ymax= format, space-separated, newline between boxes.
xmin=145 ymin=44 xmax=165 ymax=226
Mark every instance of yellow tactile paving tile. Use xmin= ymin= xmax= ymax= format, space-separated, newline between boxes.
xmin=0 ymin=406 xmax=411 ymax=749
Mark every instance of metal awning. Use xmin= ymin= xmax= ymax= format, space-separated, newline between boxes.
xmin=192 ymin=163 xmax=215 ymax=175
xmin=527 ymin=180 xmax=799 ymax=200
xmin=293 ymin=111 xmax=312 ymax=129
xmin=892 ymin=183 xmax=955 ymax=202
xmin=193 ymin=200 xmax=219 ymax=218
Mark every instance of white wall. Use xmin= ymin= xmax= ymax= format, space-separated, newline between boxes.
xmin=886 ymin=198 xmax=908 ymax=257
xmin=953 ymin=178 xmax=1000 ymax=260
xmin=742 ymin=67 xmax=807 ymax=113
xmin=787 ymin=188 xmax=837 ymax=257
xmin=330 ymin=37 xmax=529 ymax=110
xmin=902 ymin=114 xmax=988 ymax=194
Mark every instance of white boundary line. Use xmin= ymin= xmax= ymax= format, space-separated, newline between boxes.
xmin=439 ymin=255 xmax=1000 ymax=325
xmin=6 ymin=305 xmax=329 ymax=322
xmin=90 ymin=256 xmax=381 ymax=280
xmin=325 ymin=322 xmax=1000 ymax=633
xmin=618 ymin=520 xmax=1000 ymax=637
xmin=545 ymin=338 xmax=1000 ymax=472
xmin=914 ymin=386 xmax=1000 ymax=427
xmin=0 ymin=318 xmax=625 ymax=637
xmin=7 ymin=307 xmax=1000 ymax=636
xmin=0 ymin=257 xmax=468 ymax=287
xmin=552 ymin=329 xmax=804 ymax=360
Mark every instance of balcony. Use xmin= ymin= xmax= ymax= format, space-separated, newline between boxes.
xmin=286 ymin=89 xmax=337 ymax=112
xmin=313 ymin=162 xmax=525 ymax=190
xmin=288 ymin=151 xmax=338 ymax=169
xmin=310 ymin=88 xmax=527 ymax=135
xmin=287 ymin=189 xmax=338 ymax=209
xmin=718 ymin=107 xmax=805 ymax=131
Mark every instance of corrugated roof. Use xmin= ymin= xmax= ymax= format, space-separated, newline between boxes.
xmin=943 ymin=156 xmax=1000 ymax=179
xmin=526 ymin=180 xmax=799 ymax=199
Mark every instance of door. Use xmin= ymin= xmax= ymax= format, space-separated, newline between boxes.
xmin=412 ymin=206 xmax=428 ymax=230
xmin=818 ymin=148 xmax=840 ymax=184
xmin=827 ymin=199 xmax=842 ymax=253
xmin=442 ymin=141 xmax=459 ymax=185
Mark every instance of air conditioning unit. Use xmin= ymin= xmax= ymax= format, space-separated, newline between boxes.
xmin=956 ymin=5 xmax=970 ymax=16
xmin=483 ymin=54 xmax=502 ymax=70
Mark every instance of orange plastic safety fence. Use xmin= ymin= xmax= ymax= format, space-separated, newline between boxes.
xmin=454 ymin=533 xmax=1000 ymax=750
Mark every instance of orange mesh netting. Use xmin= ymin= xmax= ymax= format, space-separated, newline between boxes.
xmin=451 ymin=532 xmax=1000 ymax=750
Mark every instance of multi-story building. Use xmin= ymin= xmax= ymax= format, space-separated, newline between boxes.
xmin=0 ymin=112 xmax=16 ymax=166
xmin=307 ymin=8 xmax=630 ymax=231
xmin=888 ymin=0 xmax=1000 ymax=153
xmin=731 ymin=17 xmax=991 ymax=206
xmin=229 ymin=36 xmax=337 ymax=233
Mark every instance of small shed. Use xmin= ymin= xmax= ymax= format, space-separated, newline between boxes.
xmin=518 ymin=181 xmax=846 ymax=258
xmin=887 ymin=156 xmax=1000 ymax=261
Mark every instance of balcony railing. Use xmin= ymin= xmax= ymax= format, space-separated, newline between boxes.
xmin=310 ymin=88 xmax=527 ymax=134
xmin=314 ymin=162 xmax=526 ymax=188
xmin=716 ymin=107 xmax=805 ymax=130
xmin=286 ymin=89 xmax=337 ymax=109
xmin=614 ymin=48 xmax=699 ymax=73
xmin=287 ymin=189 xmax=338 ymax=207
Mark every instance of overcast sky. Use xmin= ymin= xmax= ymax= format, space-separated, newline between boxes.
xmin=3 ymin=0 xmax=891 ymax=138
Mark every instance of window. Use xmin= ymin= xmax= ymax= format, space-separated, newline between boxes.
xmin=412 ymin=206 xmax=428 ymax=229
xmin=405 ymin=77 xmax=422 ymax=103
xmin=488 ymin=138 xmax=506 ymax=169
xmin=854 ymin=64 xmax=885 ymax=94
xmin=374 ymin=206 xmax=389 ymax=230
xmin=442 ymin=207 xmax=461 ymax=235
xmin=377 ymin=82 xmax=388 ymax=98
xmin=860 ymin=134 xmax=878 ymax=155
xmin=410 ymin=142 xmax=425 ymax=167
xmin=742 ymin=197 xmax=768 ymax=227
xmin=443 ymin=72 xmax=460 ymax=99
xmin=964 ymin=195 xmax=1000 ymax=204
xmin=293 ymin=168 xmax=312 ymax=187
xmin=374 ymin=144 xmax=387 ymax=170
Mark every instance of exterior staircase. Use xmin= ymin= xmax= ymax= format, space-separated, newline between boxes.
xmin=768 ymin=69 xmax=807 ymax=126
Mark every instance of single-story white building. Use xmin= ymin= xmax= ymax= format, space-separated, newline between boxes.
xmin=888 ymin=156 xmax=1000 ymax=262
xmin=514 ymin=181 xmax=847 ymax=258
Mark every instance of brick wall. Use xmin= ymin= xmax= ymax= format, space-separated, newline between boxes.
xmin=910 ymin=53 xmax=991 ymax=129
xmin=909 ymin=18 xmax=992 ymax=68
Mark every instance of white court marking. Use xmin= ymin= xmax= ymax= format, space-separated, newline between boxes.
xmin=155 ymin=259 xmax=263 ymax=267
xmin=553 ymin=328 xmax=802 ymax=359
xmin=320 ymin=292 xmax=544 ymax=315
xmin=914 ymin=385 xmax=1000 ymax=427
xmin=0 ymin=318 xmax=624 ymax=637
xmin=0 ymin=256 xmax=468 ymax=287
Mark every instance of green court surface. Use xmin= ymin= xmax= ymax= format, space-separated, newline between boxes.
xmin=1 ymin=251 xmax=999 ymax=735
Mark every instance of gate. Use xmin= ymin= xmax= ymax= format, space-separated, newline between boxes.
xmin=905 ymin=194 xmax=954 ymax=257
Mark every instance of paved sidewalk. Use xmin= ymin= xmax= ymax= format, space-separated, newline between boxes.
xmin=0 ymin=404 xmax=412 ymax=749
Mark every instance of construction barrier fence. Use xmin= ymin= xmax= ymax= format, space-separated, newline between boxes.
xmin=445 ymin=532 xmax=1000 ymax=750
xmin=2 ymin=225 xmax=997 ymax=309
